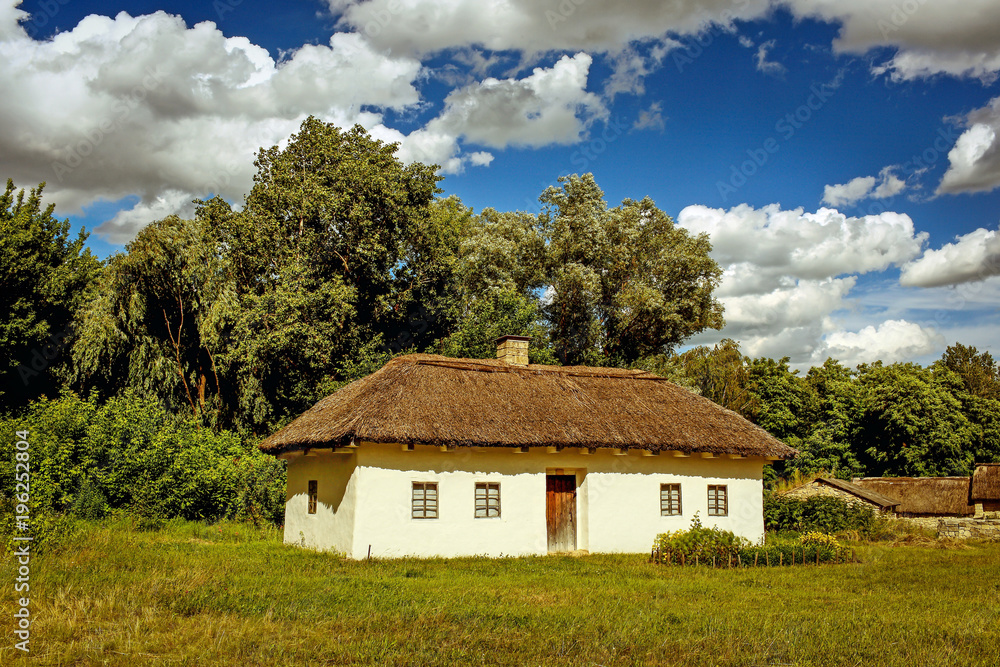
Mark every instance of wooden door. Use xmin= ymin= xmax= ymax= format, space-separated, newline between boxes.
xmin=546 ymin=474 xmax=577 ymax=552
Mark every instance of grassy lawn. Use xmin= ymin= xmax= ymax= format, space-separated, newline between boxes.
xmin=2 ymin=520 xmax=999 ymax=666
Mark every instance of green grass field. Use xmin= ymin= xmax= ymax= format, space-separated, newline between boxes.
xmin=2 ymin=520 xmax=999 ymax=666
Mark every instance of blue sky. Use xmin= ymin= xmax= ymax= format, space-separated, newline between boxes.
xmin=4 ymin=0 xmax=1000 ymax=369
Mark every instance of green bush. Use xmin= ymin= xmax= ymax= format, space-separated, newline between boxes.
xmin=763 ymin=494 xmax=883 ymax=536
xmin=652 ymin=520 xmax=853 ymax=568
xmin=652 ymin=514 xmax=750 ymax=565
xmin=0 ymin=391 xmax=286 ymax=525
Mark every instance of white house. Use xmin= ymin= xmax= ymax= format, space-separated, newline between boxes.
xmin=260 ymin=336 xmax=797 ymax=559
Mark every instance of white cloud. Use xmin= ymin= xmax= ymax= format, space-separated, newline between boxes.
xmin=811 ymin=319 xmax=944 ymax=368
xmin=338 ymin=0 xmax=1000 ymax=81
xmin=0 ymin=7 xmax=427 ymax=241
xmin=426 ymin=53 xmax=605 ymax=150
xmin=97 ymin=190 xmax=197 ymax=244
xmin=0 ymin=4 xmax=612 ymax=242
xmin=678 ymin=203 xmax=926 ymax=293
xmin=677 ymin=203 xmax=932 ymax=367
xmin=822 ymin=166 xmax=907 ymax=207
xmin=785 ymin=0 xmax=1000 ymax=81
xmin=937 ymin=96 xmax=1000 ymax=195
xmin=822 ymin=176 xmax=876 ymax=208
xmin=754 ymin=39 xmax=786 ymax=76
xmin=339 ymin=0 xmax=770 ymax=56
xmin=900 ymin=226 xmax=1000 ymax=287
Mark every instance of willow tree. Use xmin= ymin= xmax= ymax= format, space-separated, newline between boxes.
xmin=538 ymin=174 xmax=724 ymax=366
xmin=71 ymin=215 xmax=233 ymax=423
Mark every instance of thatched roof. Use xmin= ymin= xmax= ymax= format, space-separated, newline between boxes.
xmin=971 ymin=463 xmax=1000 ymax=502
xmin=259 ymin=354 xmax=798 ymax=458
xmin=814 ymin=477 xmax=900 ymax=510
xmin=853 ymin=477 xmax=975 ymax=516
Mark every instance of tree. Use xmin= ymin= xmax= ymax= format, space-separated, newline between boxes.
xmin=71 ymin=215 xmax=233 ymax=424
xmin=1 ymin=180 xmax=101 ymax=407
xmin=855 ymin=362 xmax=974 ymax=476
xmin=216 ymin=118 xmax=441 ymax=432
xmin=936 ymin=344 xmax=1000 ymax=464
xmin=538 ymin=174 xmax=724 ymax=366
xmin=792 ymin=358 xmax=864 ymax=478
xmin=744 ymin=356 xmax=815 ymax=443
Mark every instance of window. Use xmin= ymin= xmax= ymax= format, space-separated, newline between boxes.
xmin=708 ymin=485 xmax=728 ymax=516
xmin=660 ymin=483 xmax=682 ymax=516
xmin=475 ymin=482 xmax=501 ymax=518
xmin=412 ymin=482 xmax=438 ymax=519
xmin=308 ymin=480 xmax=317 ymax=514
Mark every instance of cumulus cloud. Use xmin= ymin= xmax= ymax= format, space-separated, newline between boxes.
xmin=339 ymin=0 xmax=1000 ymax=81
xmin=786 ymin=0 xmax=1000 ymax=81
xmin=822 ymin=166 xmax=906 ymax=207
xmin=811 ymin=320 xmax=944 ymax=368
xmin=678 ymin=203 xmax=926 ymax=294
xmin=900 ymin=226 xmax=1000 ymax=287
xmin=98 ymin=190 xmax=197 ymax=244
xmin=338 ymin=0 xmax=770 ymax=56
xmin=677 ymin=203 xmax=932 ymax=366
xmin=937 ymin=96 xmax=1000 ymax=195
xmin=0 ymin=7 xmax=428 ymax=240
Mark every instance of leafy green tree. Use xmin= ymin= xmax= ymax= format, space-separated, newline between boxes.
xmin=793 ymin=359 xmax=864 ymax=478
xmin=1 ymin=180 xmax=101 ymax=407
xmin=538 ymin=174 xmax=723 ymax=366
xmin=71 ymin=215 xmax=232 ymax=423
xmin=646 ymin=339 xmax=751 ymax=413
xmin=744 ymin=356 xmax=815 ymax=442
xmin=855 ymin=362 xmax=974 ymax=476
xmin=216 ymin=118 xmax=441 ymax=432
xmin=936 ymin=344 xmax=1000 ymax=464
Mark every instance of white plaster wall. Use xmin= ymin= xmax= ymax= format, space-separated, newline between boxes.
xmin=350 ymin=446 xmax=550 ymax=559
xmin=338 ymin=445 xmax=766 ymax=559
xmin=283 ymin=453 xmax=359 ymax=555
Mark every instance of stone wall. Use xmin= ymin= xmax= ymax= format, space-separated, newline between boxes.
xmin=937 ymin=516 xmax=1000 ymax=540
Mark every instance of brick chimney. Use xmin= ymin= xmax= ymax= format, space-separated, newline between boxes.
xmin=495 ymin=335 xmax=530 ymax=366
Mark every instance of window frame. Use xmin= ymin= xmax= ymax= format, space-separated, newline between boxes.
xmin=307 ymin=480 xmax=317 ymax=514
xmin=660 ymin=483 xmax=682 ymax=516
xmin=474 ymin=482 xmax=501 ymax=519
xmin=412 ymin=482 xmax=439 ymax=520
xmin=707 ymin=484 xmax=728 ymax=516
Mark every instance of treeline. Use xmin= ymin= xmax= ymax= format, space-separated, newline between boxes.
xmin=3 ymin=117 xmax=999 ymax=528
xmin=645 ymin=340 xmax=1000 ymax=478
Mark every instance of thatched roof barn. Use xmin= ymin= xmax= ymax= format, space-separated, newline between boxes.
xmin=260 ymin=353 xmax=797 ymax=458
xmin=971 ymin=463 xmax=1000 ymax=511
xmin=784 ymin=476 xmax=900 ymax=511
xmin=853 ymin=477 xmax=976 ymax=517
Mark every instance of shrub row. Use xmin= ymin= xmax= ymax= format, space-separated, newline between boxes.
xmin=0 ymin=391 xmax=286 ymax=528
xmin=763 ymin=494 xmax=884 ymax=536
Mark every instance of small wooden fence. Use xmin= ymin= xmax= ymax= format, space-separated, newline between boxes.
xmin=649 ymin=545 xmax=858 ymax=567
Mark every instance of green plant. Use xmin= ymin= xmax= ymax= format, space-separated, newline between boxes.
xmin=652 ymin=513 xmax=750 ymax=565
